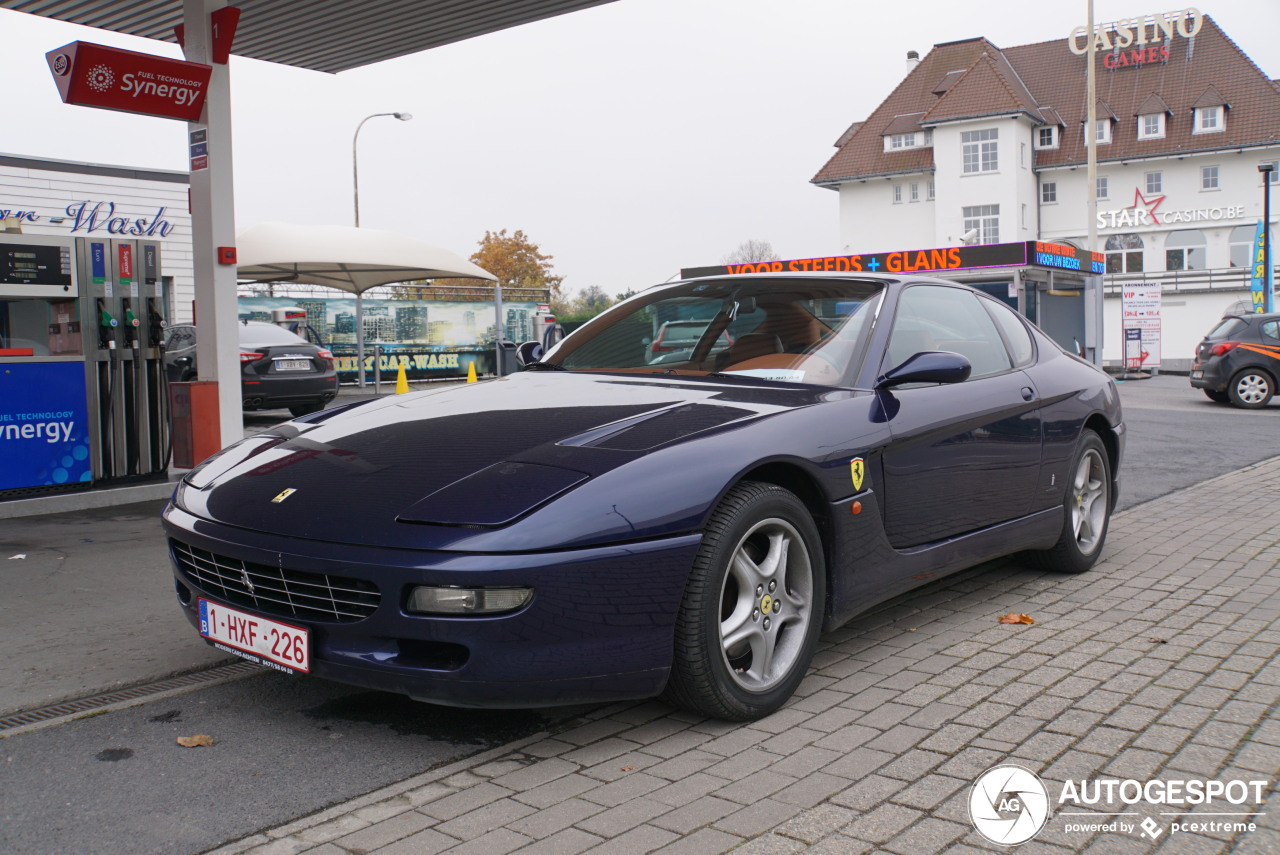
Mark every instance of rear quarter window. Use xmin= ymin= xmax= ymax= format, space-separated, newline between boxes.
xmin=1207 ymin=318 xmax=1248 ymax=339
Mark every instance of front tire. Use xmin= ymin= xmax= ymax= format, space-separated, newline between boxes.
xmin=664 ymin=481 xmax=825 ymax=721
xmin=1227 ymin=369 xmax=1274 ymax=409
xmin=1029 ymin=430 xmax=1112 ymax=574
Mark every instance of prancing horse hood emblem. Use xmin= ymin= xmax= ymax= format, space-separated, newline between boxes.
xmin=272 ymin=488 xmax=297 ymax=503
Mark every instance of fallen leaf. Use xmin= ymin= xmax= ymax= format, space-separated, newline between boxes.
xmin=1148 ymin=637 xmax=1168 ymax=644
xmin=998 ymin=613 xmax=1035 ymax=625
xmin=906 ymin=627 xmax=918 ymax=632
xmin=619 ymin=766 xmax=634 ymax=772
xmin=177 ymin=734 xmax=215 ymax=748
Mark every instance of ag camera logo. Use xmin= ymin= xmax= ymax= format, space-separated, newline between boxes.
xmin=969 ymin=764 xmax=1050 ymax=845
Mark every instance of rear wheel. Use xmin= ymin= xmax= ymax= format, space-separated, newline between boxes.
xmin=664 ymin=481 xmax=825 ymax=721
xmin=1028 ymin=430 xmax=1111 ymax=574
xmin=1227 ymin=369 xmax=1274 ymax=409
xmin=1203 ymin=389 xmax=1229 ymax=404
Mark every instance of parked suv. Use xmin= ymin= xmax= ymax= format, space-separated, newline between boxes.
xmin=1190 ymin=312 xmax=1280 ymax=408
xmin=165 ymin=320 xmax=339 ymax=417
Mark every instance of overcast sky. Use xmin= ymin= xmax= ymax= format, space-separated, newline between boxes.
xmin=2 ymin=1 xmax=1277 ymax=297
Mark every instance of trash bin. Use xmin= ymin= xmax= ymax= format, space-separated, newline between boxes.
xmin=497 ymin=341 xmax=519 ymax=376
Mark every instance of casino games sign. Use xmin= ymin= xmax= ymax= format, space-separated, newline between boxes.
xmin=46 ymin=42 xmax=212 ymax=122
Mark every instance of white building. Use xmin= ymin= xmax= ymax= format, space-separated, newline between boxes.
xmin=1 ymin=153 xmax=193 ymax=320
xmin=813 ymin=12 xmax=1279 ymax=371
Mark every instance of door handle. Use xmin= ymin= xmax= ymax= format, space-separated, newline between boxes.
xmin=1021 ymin=386 xmax=1036 ymax=401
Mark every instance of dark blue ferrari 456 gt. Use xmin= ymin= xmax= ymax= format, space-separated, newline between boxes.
xmin=163 ymin=273 xmax=1122 ymax=720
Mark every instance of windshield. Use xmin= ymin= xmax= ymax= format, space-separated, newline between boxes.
xmin=544 ymin=277 xmax=885 ymax=386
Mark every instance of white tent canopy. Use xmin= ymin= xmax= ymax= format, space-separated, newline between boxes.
xmin=236 ymin=221 xmax=497 ymax=386
xmin=236 ymin=221 xmax=496 ymax=292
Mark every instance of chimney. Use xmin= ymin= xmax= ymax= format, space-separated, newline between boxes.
xmin=906 ymin=50 xmax=920 ymax=74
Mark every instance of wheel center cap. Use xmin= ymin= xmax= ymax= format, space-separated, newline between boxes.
xmin=760 ymin=594 xmax=773 ymax=615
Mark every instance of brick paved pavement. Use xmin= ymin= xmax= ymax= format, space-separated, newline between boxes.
xmin=209 ymin=457 xmax=1280 ymax=855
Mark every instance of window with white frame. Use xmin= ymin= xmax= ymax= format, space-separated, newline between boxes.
xmin=1165 ymin=230 xmax=1207 ymax=271
xmin=1230 ymin=224 xmax=1277 ymax=267
xmin=886 ymin=132 xmax=919 ymax=151
xmin=1194 ymin=105 xmax=1224 ymax=134
xmin=1138 ymin=113 xmax=1165 ymax=140
xmin=1096 ymin=176 xmax=1109 ymax=199
xmin=961 ymin=128 xmax=999 ymax=174
xmin=1105 ymin=233 xmax=1144 ymax=273
xmin=893 ymin=184 xmax=902 ymax=203
xmin=962 ymin=204 xmax=1000 ymax=244
xmin=1035 ymin=126 xmax=1058 ymax=149
xmin=909 ymin=183 xmax=920 ymax=202
xmin=1041 ymin=182 xmax=1057 ymax=203
xmin=1145 ymin=171 xmax=1163 ymax=194
xmin=927 ymin=180 xmax=935 ymax=201
xmin=1201 ymin=165 xmax=1219 ymax=190
xmin=1086 ymin=119 xmax=1112 ymax=145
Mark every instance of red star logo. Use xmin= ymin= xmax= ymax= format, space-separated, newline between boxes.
xmin=1127 ymin=189 xmax=1165 ymax=225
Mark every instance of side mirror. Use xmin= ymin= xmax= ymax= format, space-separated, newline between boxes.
xmin=515 ymin=340 xmax=544 ymax=367
xmin=875 ymin=351 xmax=972 ymax=389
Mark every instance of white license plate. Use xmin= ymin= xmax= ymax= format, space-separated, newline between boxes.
xmin=1191 ymin=370 xmax=1203 ymax=379
xmin=274 ymin=359 xmax=310 ymax=371
xmin=198 ymin=598 xmax=309 ymax=673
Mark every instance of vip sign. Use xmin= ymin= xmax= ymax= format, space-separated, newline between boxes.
xmin=46 ymin=42 xmax=212 ymax=122
xmin=1068 ymin=8 xmax=1203 ymax=57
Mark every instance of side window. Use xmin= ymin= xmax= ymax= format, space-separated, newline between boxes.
xmin=1262 ymin=321 xmax=1279 ymax=342
xmin=886 ymin=286 xmax=1013 ymax=379
xmin=981 ymin=298 xmax=1036 ymax=368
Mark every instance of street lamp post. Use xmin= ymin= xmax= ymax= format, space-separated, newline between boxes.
xmin=1260 ymin=163 xmax=1274 ymax=314
xmin=351 ymin=111 xmax=412 ymax=386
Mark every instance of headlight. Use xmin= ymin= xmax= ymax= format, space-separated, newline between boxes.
xmin=406 ymin=586 xmax=533 ymax=615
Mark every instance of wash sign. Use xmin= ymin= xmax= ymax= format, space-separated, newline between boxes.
xmin=0 ymin=363 xmax=91 ymax=492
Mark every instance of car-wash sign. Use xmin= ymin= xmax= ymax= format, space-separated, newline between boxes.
xmin=46 ymin=41 xmax=212 ymax=122
xmin=682 ymin=241 xmax=1105 ymax=279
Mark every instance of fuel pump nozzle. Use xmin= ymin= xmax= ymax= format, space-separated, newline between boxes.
xmin=122 ymin=299 xmax=141 ymax=349
xmin=147 ymin=298 xmax=166 ymax=348
xmin=97 ymin=298 xmax=118 ymax=350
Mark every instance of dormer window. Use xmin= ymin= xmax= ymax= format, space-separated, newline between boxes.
xmin=1085 ymin=119 xmax=1112 ymax=146
xmin=1138 ymin=113 xmax=1165 ymax=140
xmin=1194 ymin=105 xmax=1224 ymax=134
xmin=883 ymin=130 xmax=931 ymax=152
xmin=1035 ymin=126 xmax=1059 ymax=150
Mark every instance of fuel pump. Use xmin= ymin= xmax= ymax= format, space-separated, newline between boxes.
xmin=76 ymin=237 xmax=170 ymax=483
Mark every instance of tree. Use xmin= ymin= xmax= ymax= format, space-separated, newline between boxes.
xmin=723 ymin=239 xmax=780 ymax=264
xmin=437 ymin=229 xmax=564 ymax=298
xmin=552 ymin=284 xmax=616 ymax=321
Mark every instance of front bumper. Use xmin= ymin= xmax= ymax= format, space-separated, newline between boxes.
xmin=163 ymin=504 xmax=701 ymax=708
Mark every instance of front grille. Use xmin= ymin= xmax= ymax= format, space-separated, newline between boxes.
xmin=171 ymin=539 xmax=380 ymax=623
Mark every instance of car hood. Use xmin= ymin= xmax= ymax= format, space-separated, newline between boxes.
xmin=172 ymin=371 xmax=832 ymax=549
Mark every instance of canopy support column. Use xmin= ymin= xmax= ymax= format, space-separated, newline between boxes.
xmin=184 ymin=0 xmax=242 ymax=447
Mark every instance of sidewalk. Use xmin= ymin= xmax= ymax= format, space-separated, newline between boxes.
xmin=205 ymin=457 xmax=1280 ymax=855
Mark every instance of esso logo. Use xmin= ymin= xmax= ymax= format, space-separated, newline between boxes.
xmin=969 ymin=764 xmax=1050 ymax=845
xmin=52 ymin=54 xmax=70 ymax=76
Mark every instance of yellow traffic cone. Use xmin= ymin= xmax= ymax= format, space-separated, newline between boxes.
xmin=395 ymin=361 xmax=409 ymax=394
xmin=466 ymin=362 xmax=478 ymax=383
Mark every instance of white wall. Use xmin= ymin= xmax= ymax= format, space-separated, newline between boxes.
xmin=0 ymin=157 xmax=193 ymax=321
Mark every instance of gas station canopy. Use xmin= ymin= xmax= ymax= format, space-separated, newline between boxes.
xmin=0 ymin=0 xmax=617 ymax=73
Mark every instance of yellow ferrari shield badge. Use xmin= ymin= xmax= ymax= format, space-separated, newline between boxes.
xmin=850 ymin=458 xmax=865 ymax=492
xmin=272 ymin=488 xmax=297 ymax=504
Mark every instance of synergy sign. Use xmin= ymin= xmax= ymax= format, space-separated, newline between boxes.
xmin=46 ymin=42 xmax=212 ymax=122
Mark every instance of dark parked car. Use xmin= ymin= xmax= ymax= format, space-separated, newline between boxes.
xmin=165 ymin=320 xmax=338 ymax=417
xmin=163 ymin=273 xmax=1122 ymax=720
xmin=1190 ymin=311 xmax=1280 ymax=408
